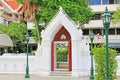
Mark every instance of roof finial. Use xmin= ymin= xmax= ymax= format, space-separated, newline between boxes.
xmin=59 ymin=7 xmax=62 ymax=12
xmin=59 ymin=7 xmax=63 ymax=15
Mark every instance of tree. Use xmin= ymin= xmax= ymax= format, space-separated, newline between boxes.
xmin=16 ymin=0 xmax=93 ymax=44
xmin=16 ymin=0 xmax=42 ymax=44
xmin=39 ymin=0 xmax=93 ymax=24
xmin=6 ymin=22 xmax=26 ymax=46
xmin=0 ymin=22 xmax=26 ymax=52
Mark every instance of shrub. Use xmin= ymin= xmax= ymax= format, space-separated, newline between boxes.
xmin=92 ymin=44 xmax=117 ymax=80
xmin=30 ymin=51 xmax=36 ymax=55
xmin=57 ymin=48 xmax=68 ymax=55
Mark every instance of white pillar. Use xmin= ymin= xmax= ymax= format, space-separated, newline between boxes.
xmin=71 ymin=38 xmax=83 ymax=77
xmin=35 ymin=40 xmax=51 ymax=76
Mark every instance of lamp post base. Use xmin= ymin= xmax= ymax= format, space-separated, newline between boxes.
xmin=25 ymin=67 xmax=30 ymax=78
xmin=90 ymin=69 xmax=94 ymax=80
xmin=90 ymin=76 xmax=94 ymax=80
xmin=25 ymin=74 xmax=30 ymax=78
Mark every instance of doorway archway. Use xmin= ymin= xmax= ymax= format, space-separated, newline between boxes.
xmin=51 ymin=26 xmax=71 ymax=71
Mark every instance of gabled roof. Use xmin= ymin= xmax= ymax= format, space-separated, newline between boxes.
xmin=0 ymin=0 xmax=22 ymax=13
xmin=43 ymin=7 xmax=82 ymax=41
xmin=4 ymin=0 xmax=20 ymax=10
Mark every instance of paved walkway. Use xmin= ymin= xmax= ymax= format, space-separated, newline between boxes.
xmin=0 ymin=74 xmax=120 ymax=80
xmin=0 ymin=74 xmax=89 ymax=80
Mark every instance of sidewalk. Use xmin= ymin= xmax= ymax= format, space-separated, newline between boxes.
xmin=0 ymin=74 xmax=120 ymax=80
xmin=0 ymin=74 xmax=89 ymax=80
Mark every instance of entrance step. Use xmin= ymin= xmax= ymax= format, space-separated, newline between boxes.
xmin=57 ymin=62 xmax=68 ymax=69
xmin=51 ymin=69 xmax=71 ymax=76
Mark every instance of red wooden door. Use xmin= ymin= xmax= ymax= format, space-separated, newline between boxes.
xmin=51 ymin=41 xmax=54 ymax=71
xmin=68 ymin=40 xmax=71 ymax=71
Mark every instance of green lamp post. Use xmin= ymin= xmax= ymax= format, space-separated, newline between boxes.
xmin=102 ymin=7 xmax=111 ymax=80
xmin=90 ymin=30 xmax=94 ymax=80
xmin=25 ymin=31 xmax=30 ymax=78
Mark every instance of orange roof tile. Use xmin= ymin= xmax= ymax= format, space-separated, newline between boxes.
xmin=0 ymin=2 xmax=3 ymax=7
xmin=5 ymin=0 xmax=20 ymax=10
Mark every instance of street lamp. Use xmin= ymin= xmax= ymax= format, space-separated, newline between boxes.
xmin=102 ymin=7 xmax=111 ymax=80
xmin=90 ymin=30 xmax=94 ymax=80
xmin=25 ymin=31 xmax=30 ymax=78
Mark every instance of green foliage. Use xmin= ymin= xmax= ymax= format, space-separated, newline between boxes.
xmin=0 ymin=24 xmax=7 ymax=33
xmin=16 ymin=0 xmax=24 ymax=3
xmin=0 ymin=22 xmax=27 ymax=53
xmin=17 ymin=44 xmax=26 ymax=53
xmin=113 ymin=6 xmax=120 ymax=24
xmin=0 ymin=48 xmax=4 ymax=55
xmin=31 ymin=29 xmax=38 ymax=42
xmin=39 ymin=0 xmax=93 ymax=24
xmin=31 ymin=25 xmax=44 ymax=43
xmin=17 ymin=0 xmax=93 ymax=24
xmin=92 ymin=44 xmax=117 ymax=80
xmin=33 ymin=0 xmax=93 ymax=42
xmin=6 ymin=22 xmax=27 ymax=46
xmin=30 ymin=50 xmax=36 ymax=55
xmin=57 ymin=47 xmax=68 ymax=55
xmin=16 ymin=0 xmax=41 ymax=5
xmin=57 ymin=47 xmax=68 ymax=62
xmin=17 ymin=0 xmax=93 ymax=43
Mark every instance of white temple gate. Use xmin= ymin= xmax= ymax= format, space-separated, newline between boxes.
xmin=35 ymin=7 xmax=90 ymax=77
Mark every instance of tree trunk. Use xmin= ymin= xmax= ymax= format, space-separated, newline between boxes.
xmin=35 ymin=18 xmax=41 ymax=44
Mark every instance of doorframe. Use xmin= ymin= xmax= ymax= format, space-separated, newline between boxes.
xmin=51 ymin=41 xmax=71 ymax=71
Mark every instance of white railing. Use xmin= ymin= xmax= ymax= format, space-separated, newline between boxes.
xmin=0 ymin=54 xmax=120 ymax=76
xmin=0 ymin=55 xmax=35 ymax=74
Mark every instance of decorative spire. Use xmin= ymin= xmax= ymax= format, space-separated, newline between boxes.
xmin=59 ymin=7 xmax=62 ymax=12
xmin=59 ymin=7 xmax=63 ymax=15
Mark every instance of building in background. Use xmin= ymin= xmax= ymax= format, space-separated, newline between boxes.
xmin=0 ymin=0 xmax=37 ymax=53
xmin=0 ymin=0 xmax=23 ymax=25
xmin=83 ymin=0 xmax=120 ymax=55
